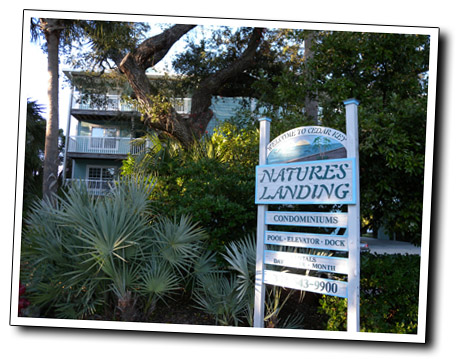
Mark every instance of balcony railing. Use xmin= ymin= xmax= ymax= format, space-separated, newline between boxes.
xmin=72 ymin=94 xmax=137 ymax=112
xmin=71 ymin=93 xmax=191 ymax=113
xmin=65 ymin=179 xmax=114 ymax=196
xmin=68 ymin=136 xmax=147 ymax=155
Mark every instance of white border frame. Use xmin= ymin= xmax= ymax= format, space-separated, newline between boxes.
xmin=11 ymin=9 xmax=438 ymax=345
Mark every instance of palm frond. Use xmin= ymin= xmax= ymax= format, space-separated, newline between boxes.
xmin=138 ymin=258 xmax=182 ymax=306
xmin=151 ymin=215 xmax=207 ymax=273
xmin=192 ymin=272 xmax=245 ymax=326
xmin=222 ymin=233 xmax=256 ymax=301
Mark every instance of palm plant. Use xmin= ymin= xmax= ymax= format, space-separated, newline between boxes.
xmin=192 ymin=272 xmax=246 ymax=326
xmin=221 ymin=233 xmax=305 ymax=328
xmin=21 ymin=174 xmax=216 ymax=321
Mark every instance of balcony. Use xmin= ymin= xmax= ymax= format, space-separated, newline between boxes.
xmin=67 ymin=136 xmax=147 ymax=157
xmin=72 ymin=93 xmax=192 ymax=114
xmin=72 ymin=93 xmax=137 ymax=112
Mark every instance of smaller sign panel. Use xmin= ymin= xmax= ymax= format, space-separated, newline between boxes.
xmin=265 ymin=211 xmax=348 ymax=228
xmin=263 ymin=270 xmax=348 ymax=298
xmin=256 ymin=158 xmax=356 ymax=204
xmin=264 ymin=250 xmax=348 ymax=274
xmin=265 ymin=231 xmax=348 ymax=251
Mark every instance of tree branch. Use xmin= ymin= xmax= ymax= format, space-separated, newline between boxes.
xmin=132 ymin=24 xmax=197 ymax=70
xmin=194 ymin=28 xmax=265 ymax=100
xmin=189 ymin=27 xmax=265 ymax=128
xmin=119 ymin=24 xmax=196 ymax=105
xmin=118 ymin=25 xmax=265 ymax=147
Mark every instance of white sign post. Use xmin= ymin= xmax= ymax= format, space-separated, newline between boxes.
xmin=344 ymin=98 xmax=361 ymax=332
xmin=253 ymin=117 xmax=270 ymax=328
xmin=253 ymin=99 xmax=360 ymax=332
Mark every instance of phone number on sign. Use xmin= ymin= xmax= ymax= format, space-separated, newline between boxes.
xmin=263 ymin=270 xmax=347 ymax=298
xmin=301 ymin=278 xmax=339 ymax=294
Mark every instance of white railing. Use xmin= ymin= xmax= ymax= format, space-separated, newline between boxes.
xmin=68 ymin=136 xmax=147 ymax=155
xmin=72 ymin=93 xmax=137 ymax=112
xmin=72 ymin=93 xmax=191 ymax=113
xmin=65 ymin=179 xmax=114 ymax=196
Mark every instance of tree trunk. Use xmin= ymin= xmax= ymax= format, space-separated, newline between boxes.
xmin=41 ymin=19 xmax=62 ymax=200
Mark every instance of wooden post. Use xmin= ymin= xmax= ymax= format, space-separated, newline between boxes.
xmin=253 ymin=117 xmax=271 ymax=328
xmin=344 ymin=99 xmax=360 ymax=332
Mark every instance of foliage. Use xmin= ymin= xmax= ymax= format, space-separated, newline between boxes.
xmin=20 ymin=175 xmax=210 ymax=320
xmin=70 ymin=20 xmax=150 ymax=70
xmin=319 ymin=253 xmax=420 ymax=333
xmin=23 ymin=100 xmax=46 ymax=211
xmin=222 ymin=233 xmax=257 ymax=303
xmin=232 ymin=30 xmax=429 ymax=244
xmin=305 ymin=31 xmax=430 ymax=244
xmin=21 ymin=173 xmax=299 ymax=327
xmin=192 ymin=233 xmax=303 ymax=328
xmin=31 ymin=18 xmax=150 ymax=72
xmin=192 ymin=272 xmax=246 ymax=326
xmin=121 ymin=123 xmax=259 ymax=252
xmin=223 ymin=29 xmax=319 ymax=135
xmin=173 ymin=27 xmax=274 ymax=97
xmin=23 ymin=99 xmax=66 ymax=212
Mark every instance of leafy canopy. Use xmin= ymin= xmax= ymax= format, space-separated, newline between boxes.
xmin=305 ymin=31 xmax=430 ymax=243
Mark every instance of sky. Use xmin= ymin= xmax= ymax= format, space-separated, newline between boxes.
xmin=24 ymin=38 xmax=73 ymax=134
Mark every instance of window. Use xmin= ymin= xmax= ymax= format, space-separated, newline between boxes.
xmin=90 ymin=127 xmax=119 ymax=150
xmin=172 ymin=98 xmax=191 ymax=114
xmin=86 ymin=166 xmax=117 ymax=194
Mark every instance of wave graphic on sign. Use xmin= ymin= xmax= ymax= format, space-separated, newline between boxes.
xmin=267 ymin=135 xmax=346 ymax=164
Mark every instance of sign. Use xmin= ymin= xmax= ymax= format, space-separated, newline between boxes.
xmin=264 ymin=250 xmax=348 ymax=274
xmin=265 ymin=211 xmax=348 ymax=228
xmin=256 ymin=158 xmax=356 ymax=204
xmin=265 ymin=230 xmax=348 ymax=251
xmin=253 ymin=99 xmax=361 ymax=331
xmin=263 ymin=270 xmax=347 ymax=298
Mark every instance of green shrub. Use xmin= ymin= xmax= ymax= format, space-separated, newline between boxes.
xmin=319 ymin=253 xmax=420 ymax=333
xmin=121 ymin=124 xmax=259 ymax=253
